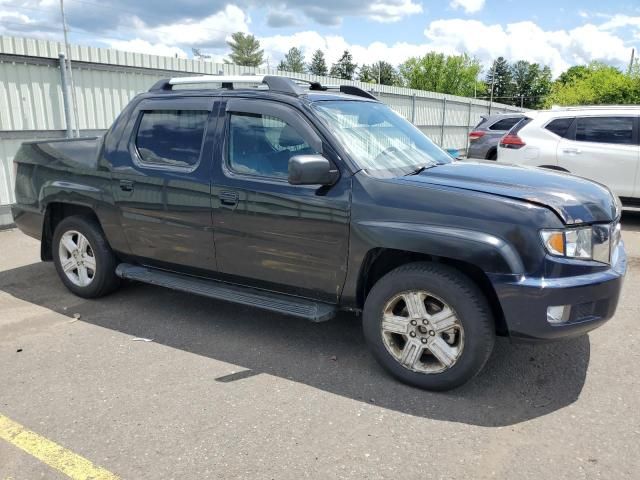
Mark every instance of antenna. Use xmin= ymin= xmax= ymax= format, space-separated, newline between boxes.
xmin=59 ymin=0 xmax=80 ymax=138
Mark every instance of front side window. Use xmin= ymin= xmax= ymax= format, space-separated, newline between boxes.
xmin=575 ymin=117 xmax=634 ymax=145
xmin=135 ymin=110 xmax=208 ymax=168
xmin=228 ymin=113 xmax=317 ymax=179
xmin=311 ymin=100 xmax=451 ymax=178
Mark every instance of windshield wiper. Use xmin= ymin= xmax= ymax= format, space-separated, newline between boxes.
xmin=404 ymin=164 xmax=437 ymax=176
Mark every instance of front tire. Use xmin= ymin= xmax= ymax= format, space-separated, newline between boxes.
xmin=52 ymin=216 xmax=120 ymax=298
xmin=363 ymin=262 xmax=495 ymax=391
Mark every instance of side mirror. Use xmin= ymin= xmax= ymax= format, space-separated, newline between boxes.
xmin=288 ymin=155 xmax=339 ymax=186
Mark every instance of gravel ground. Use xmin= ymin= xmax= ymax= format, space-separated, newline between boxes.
xmin=1 ymin=214 xmax=639 ymax=479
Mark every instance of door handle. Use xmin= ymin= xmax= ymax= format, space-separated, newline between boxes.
xmin=562 ymin=148 xmax=582 ymax=155
xmin=119 ymin=179 xmax=134 ymax=192
xmin=219 ymin=190 xmax=239 ymax=206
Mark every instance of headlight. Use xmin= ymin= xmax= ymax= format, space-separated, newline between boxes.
xmin=541 ymin=224 xmax=612 ymax=263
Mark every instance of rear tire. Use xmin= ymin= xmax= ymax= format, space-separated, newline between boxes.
xmin=362 ymin=262 xmax=495 ymax=391
xmin=52 ymin=215 xmax=121 ymax=298
xmin=486 ymin=149 xmax=497 ymax=161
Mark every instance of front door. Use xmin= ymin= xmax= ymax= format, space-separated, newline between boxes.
xmin=110 ymin=97 xmax=218 ymax=273
xmin=211 ymin=98 xmax=351 ymax=302
xmin=557 ymin=115 xmax=639 ymax=198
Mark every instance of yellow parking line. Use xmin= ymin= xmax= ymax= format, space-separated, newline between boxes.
xmin=0 ymin=413 xmax=119 ymax=480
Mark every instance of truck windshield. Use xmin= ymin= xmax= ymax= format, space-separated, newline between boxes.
xmin=312 ymin=100 xmax=452 ymax=177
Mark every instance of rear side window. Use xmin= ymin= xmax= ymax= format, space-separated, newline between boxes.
xmin=228 ymin=113 xmax=318 ymax=179
xmin=135 ymin=110 xmax=209 ymax=168
xmin=509 ymin=117 xmax=532 ymax=134
xmin=575 ymin=117 xmax=634 ymax=145
xmin=489 ymin=117 xmax=521 ymax=131
xmin=545 ymin=117 xmax=574 ymax=138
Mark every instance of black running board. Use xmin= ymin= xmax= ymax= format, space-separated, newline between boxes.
xmin=115 ymin=264 xmax=337 ymax=322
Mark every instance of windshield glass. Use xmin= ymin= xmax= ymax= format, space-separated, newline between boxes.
xmin=312 ymin=100 xmax=452 ymax=177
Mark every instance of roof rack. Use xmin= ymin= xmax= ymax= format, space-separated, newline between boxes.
xmin=148 ymin=75 xmax=378 ymax=100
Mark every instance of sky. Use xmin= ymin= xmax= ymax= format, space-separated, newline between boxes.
xmin=1 ymin=0 xmax=640 ymax=77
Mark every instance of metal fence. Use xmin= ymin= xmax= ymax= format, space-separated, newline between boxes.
xmin=0 ymin=35 xmax=525 ymax=226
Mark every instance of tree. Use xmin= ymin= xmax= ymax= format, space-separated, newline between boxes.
xmin=556 ymin=65 xmax=589 ymax=86
xmin=510 ymin=61 xmax=552 ymax=109
xmin=330 ymin=50 xmax=357 ymax=80
xmin=308 ymin=49 xmax=328 ymax=76
xmin=191 ymin=48 xmax=210 ymax=60
xmin=359 ymin=61 xmax=401 ymax=86
xmin=277 ymin=47 xmax=306 ymax=73
xmin=485 ymin=57 xmax=512 ymax=101
xmin=225 ymin=32 xmax=264 ymax=67
xmin=400 ymin=52 xmax=481 ymax=96
xmin=545 ymin=62 xmax=640 ymax=106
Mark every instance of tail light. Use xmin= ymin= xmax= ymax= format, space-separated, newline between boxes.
xmin=500 ymin=134 xmax=526 ymax=149
xmin=469 ymin=131 xmax=485 ymax=141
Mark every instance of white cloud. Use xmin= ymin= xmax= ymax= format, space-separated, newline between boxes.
xmin=423 ymin=19 xmax=633 ymax=75
xmin=449 ymin=0 xmax=486 ymax=14
xmin=368 ymin=0 xmax=423 ymax=23
xmin=259 ymin=17 xmax=636 ymax=77
xmin=598 ymin=14 xmax=640 ymax=30
xmin=132 ymin=5 xmax=249 ymax=48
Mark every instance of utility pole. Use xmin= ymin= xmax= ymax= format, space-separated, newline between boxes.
xmin=60 ymin=0 xmax=80 ymax=137
xmin=488 ymin=61 xmax=496 ymax=115
xmin=629 ymin=48 xmax=636 ymax=75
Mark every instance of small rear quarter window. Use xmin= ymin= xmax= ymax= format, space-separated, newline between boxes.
xmin=545 ymin=117 xmax=574 ymax=138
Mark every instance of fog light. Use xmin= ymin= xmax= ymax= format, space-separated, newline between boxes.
xmin=547 ymin=305 xmax=571 ymax=325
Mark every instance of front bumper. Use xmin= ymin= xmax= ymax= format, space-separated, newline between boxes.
xmin=489 ymin=243 xmax=627 ymax=341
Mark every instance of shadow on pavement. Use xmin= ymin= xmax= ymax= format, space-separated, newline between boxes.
xmin=1 ymin=261 xmax=590 ymax=428
xmin=622 ymin=211 xmax=640 ymax=232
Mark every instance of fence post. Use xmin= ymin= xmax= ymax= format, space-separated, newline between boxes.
xmin=58 ymin=53 xmax=73 ymax=139
xmin=466 ymin=99 xmax=472 ymax=157
xmin=440 ymin=98 xmax=447 ymax=147
xmin=411 ymin=94 xmax=416 ymax=124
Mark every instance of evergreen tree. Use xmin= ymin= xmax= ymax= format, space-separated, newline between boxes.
xmin=485 ymin=57 xmax=512 ymax=102
xmin=225 ymin=32 xmax=264 ymax=67
xmin=308 ymin=49 xmax=328 ymax=76
xmin=277 ymin=47 xmax=306 ymax=73
xmin=330 ymin=50 xmax=357 ymax=80
xmin=359 ymin=61 xmax=401 ymax=86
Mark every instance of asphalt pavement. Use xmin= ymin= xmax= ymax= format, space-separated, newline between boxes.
xmin=1 ymin=214 xmax=639 ymax=479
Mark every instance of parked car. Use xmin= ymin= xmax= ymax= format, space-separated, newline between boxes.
xmin=497 ymin=106 xmax=640 ymax=210
xmin=12 ymin=76 xmax=626 ymax=391
xmin=467 ymin=113 xmax=525 ymax=160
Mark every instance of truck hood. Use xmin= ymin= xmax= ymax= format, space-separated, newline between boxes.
xmin=399 ymin=161 xmax=617 ymax=224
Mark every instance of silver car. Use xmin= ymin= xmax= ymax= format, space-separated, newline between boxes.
xmin=467 ymin=113 xmax=524 ymax=160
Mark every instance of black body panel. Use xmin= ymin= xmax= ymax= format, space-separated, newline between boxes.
xmin=10 ymin=86 xmax=626 ymax=342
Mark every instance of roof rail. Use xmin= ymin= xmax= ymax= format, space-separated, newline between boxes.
xmin=148 ymin=75 xmax=378 ymax=100
xmin=550 ymin=105 xmax=640 ymax=111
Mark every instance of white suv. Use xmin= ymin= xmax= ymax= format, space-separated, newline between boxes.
xmin=497 ymin=106 xmax=640 ymax=209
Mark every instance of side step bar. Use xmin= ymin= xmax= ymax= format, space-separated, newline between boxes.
xmin=115 ymin=264 xmax=337 ymax=322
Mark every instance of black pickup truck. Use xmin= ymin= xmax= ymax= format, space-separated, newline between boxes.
xmin=11 ymin=75 xmax=627 ymax=390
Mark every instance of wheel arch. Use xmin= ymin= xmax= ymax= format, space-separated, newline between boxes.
xmin=41 ymin=203 xmax=102 ymax=261
xmin=356 ymin=248 xmax=509 ymax=336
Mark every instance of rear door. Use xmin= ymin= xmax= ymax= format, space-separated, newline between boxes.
xmin=557 ymin=115 xmax=639 ymax=197
xmin=110 ymin=96 xmax=218 ymax=273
